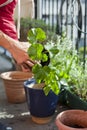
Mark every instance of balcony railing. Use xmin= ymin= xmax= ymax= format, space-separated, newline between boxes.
xmin=34 ymin=0 xmax=87 ymax=63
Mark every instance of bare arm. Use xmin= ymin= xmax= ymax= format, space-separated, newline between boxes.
xmin=0 ymin=30 xmax=35 ymax=71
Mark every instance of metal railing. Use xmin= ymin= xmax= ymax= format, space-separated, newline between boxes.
xmin=34 ymin=0 xmax=87 ymax=63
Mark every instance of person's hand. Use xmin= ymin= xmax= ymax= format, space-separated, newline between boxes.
xmin=19 ymin=59 xmax=36 ymax=72
xmin=11 ymin=41 xmax=36 ymax=71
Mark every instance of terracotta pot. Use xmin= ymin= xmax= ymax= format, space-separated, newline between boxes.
xmin=0 ymin=71 xmax=32 ymax=103
xmin=55 ymin=110 xmax=87 ymax=130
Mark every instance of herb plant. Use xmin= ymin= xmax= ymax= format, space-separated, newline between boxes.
xmin=70 ymin=61 xmax=87 ymax=102
xmin=27 ymin=28 xmax=78 ymax=96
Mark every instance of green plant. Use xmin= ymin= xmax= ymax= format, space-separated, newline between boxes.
xmin=64 ymin=49 xmax=87 ymax=102
xmin=69 ymin=60 xmax=87 ymax=102
xmin=27 ymin=28 xmax=79 ymax=96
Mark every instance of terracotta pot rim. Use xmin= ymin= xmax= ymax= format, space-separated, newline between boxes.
xmin=0 ymin=71 xmax=33 ymax=81
xmin=56 ymin=109 xmax=87 ymax=130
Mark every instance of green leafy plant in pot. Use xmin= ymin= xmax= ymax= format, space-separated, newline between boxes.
xmin=56 ymin=37 xmax=87 ymax=110
xmin=63 ymin=59 xmax=87 ymax=110
xmin=24 ymin=28 xmax=73 ymax=124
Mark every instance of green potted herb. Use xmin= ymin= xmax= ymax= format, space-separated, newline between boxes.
xmin=58 ymin=43 xmax=87 ymax=110
xmin=63 ymin=60 xmax=87 ymax=110
xmin=24 ymin=28 xmax=74 ymax=124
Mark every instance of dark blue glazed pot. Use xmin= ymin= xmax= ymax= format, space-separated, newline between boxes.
xmin=24 ymin=78 xmax=59 ymax=117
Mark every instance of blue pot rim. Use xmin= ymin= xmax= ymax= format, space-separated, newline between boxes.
xmin=24 ymin=78 xmax=35 ymax=84
xmin=24 ymin=78 xmax=44 ymax=91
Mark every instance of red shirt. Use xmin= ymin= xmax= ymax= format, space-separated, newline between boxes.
xmin=0 ymin=0 xmax=18 ymax=40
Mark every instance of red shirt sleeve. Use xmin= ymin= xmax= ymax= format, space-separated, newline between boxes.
xmin=0 ymin=0 xmax=7 ymax=5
